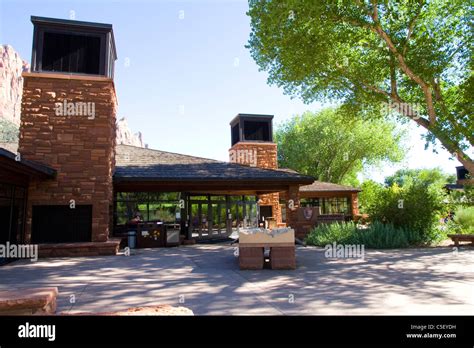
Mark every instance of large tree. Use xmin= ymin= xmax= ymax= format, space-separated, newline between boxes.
xmin=384 ymin=168 xmax=456 ymax=187
xmin=275 ymin=108 xmax=406 ymax=184
xmin=247 ymin=0 xmax=473 ymax=173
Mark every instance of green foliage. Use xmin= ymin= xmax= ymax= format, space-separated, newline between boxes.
xmin=452 ymin=206 xmax=474 ymax=234
xmin=447 ymin=184 xmax=474 ymax=207
xmin=305 ymin=221 xmax=416 ymax=249
xmin=358 ymin=179 xmax=384 ymax=214
xmin=0 ymin=119 xmax=19 ymax=142
xmin=151 ymin=209 xmax=176 ymax=223
xmin=384 ymin=168 xmax=455 ymax=188
xmin=305 ymin=221 xmax=357 ymax=246
xmin=275 ymin=108 xmax=406 ymax=183
xmin=247 ymin=0 xmax=473 ymax=172
xmin=367 ymin=181 xmax=448 ymax=244
xmin=351 ymin=221 xmax=416 ymax=249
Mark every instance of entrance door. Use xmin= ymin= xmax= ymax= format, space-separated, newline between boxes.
xmin=189 ymin=196 xmax=228 ymax=240
xmin=188 ymin=195 xmax=258 ymax=241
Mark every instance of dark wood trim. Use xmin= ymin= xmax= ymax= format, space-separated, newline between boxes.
xmin=0 ymin=155 xmax=56 ymax=180
xmin=113 ymin=181 xmax=303 ymax=193
xmin=280 ymin=191 xmax=357 ymax=199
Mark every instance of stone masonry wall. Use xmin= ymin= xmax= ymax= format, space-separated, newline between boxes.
xmin=351 ymin=193 xmax=359 ymax=216
xmin=285 ymin=185 xmax=302 ymax=238
xmin=229 ymin=142 xmax=282 ymax=224
xmin=19 ymin=73 xmax=117 ymax=243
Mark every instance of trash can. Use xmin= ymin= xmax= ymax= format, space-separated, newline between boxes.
xmin=165 ymin=224 xmax=180 ymax=247
xmin=127 ymin=231 xmax=137 ymax=249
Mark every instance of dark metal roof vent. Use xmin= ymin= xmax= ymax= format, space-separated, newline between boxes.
xmin=230 ymin=113 xmax=274 ymax=146
xmin=30 ymin=16 xmax=117 ymax=78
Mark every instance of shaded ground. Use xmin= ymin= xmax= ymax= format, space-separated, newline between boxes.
xmin=0 ymin=244 xmax=472 ymax=315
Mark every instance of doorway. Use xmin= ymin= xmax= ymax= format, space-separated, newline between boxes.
xmin=188 ymin=195 xmax=257 ymax=240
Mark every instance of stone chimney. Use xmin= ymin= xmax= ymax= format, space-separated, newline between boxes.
xmin=18 ymin=16 xmax=117 ymax=243
xmin=228 ymin=114 xmax=281 ymax=224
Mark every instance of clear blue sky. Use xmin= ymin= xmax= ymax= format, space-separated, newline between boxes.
xmin=0 ymin=0 xmax=465 ymax=182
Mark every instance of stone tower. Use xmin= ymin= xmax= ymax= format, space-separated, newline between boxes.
xmin=228 ymin=114 xmax=282 ymax=224
xmin=18 ymin=16 xmax=117 ymax=243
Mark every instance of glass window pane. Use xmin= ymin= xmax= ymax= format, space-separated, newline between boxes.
xmin=149 ymin=203 xmax=179 ymax=223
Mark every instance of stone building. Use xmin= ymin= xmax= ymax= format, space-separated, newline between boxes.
xmin=0 ymin=16 xmax=360 ymax=257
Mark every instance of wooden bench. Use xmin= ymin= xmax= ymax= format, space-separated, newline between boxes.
xmin=0 ymin=287 xmax=58 ymax=315
xmin=448 ymin=234 xmax=474 ymax=246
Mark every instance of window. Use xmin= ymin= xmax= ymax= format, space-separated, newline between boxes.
xmin=300 ymin=198 xmax=320 ymax=207
xmin=115 ymin=192 xmax=182 ymax=225
xmin=301 ymin=197 xmax=349 ymax=215
xmin=42 ymin=32 xmax=101 ymax=74
xmin=321 ymin=197 xmax=349 ymax=215
xmin=231 ymin=123 xmax=240 ymax=146
xmin=243 ymin=121 xmax=270 ymax=141
xmin=280 ymin=205 xmax=286 ymax=223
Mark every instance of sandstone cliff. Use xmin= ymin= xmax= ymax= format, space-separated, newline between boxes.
xmin=0 ymin=44 xmax=29 ymax=125
xmin=116 ymin=117 xmax=145 ymax=148
xmin=0 ymin=45 xmax=145 ymax=148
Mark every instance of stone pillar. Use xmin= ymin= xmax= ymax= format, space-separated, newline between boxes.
xmin=285 ymin=184 xmax=300 ymax=231
xmin=351 ymin=193 xmax=359 ymax=216
xmin=19 ymin=73 xmax=117 ymax=243
xmin=229 ymin=141 xmax=281 ymax=223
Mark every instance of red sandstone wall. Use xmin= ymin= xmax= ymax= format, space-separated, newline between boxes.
xmin=19 ymin=73 xmax=117 ymax=242
xmin=229 ymin=142 xmax=282 ymax=224
xmin=351 ymin=193 xmax=359 ymax=216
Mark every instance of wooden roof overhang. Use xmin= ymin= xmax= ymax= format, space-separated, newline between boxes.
xmin=0 ymin=148 xmax=56 ymax=186
xmin=113 ymin=177 xmax=311 ymax=195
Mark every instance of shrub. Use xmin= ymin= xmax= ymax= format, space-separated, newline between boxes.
xmin=452 ymin=206 xmax=474 ymax=234
xmin=358 ymin=180 xmax=384 ymax=214
xmin=305 ymin=221 xmax=356 ymax=246
xmin=366 ymin=181 xmax=447 ymax=244
xmin=349 ymin=221 xmax=413 ymax=249
xmin=305 ymin=221 xmax=416 ymax=249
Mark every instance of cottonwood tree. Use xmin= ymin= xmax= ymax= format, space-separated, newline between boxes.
xmin=247 ymin=0 xmax=473 ymax=172
xmin=384 ymin=168 xmax=456 ymax=187
xmin=275 ymin=108 xmax=406 ymax=184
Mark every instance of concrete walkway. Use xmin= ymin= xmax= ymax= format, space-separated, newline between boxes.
xmin=0 ymin=244 xmax=472 ymax=315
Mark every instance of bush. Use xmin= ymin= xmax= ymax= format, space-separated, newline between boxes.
xmin=349 ymin=221 xmax=414 ymax=249
xmin=451 ymin=206 xmax=474 ymax=234
xmin=358 ymin=180 xmax=384 ymax=214
xmin=366 ymin=181 xmax=447 ymax=244
xmin=305 ymin=221 xmax=356 ymax=246
xmin=305 ymin=221 xmax=417 ymax=249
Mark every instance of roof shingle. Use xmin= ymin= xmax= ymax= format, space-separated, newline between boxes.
xmin=114 ymin=144 xmax=314 ymax=183
xmin=300 ymin=181 xmax=360 ymax=193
